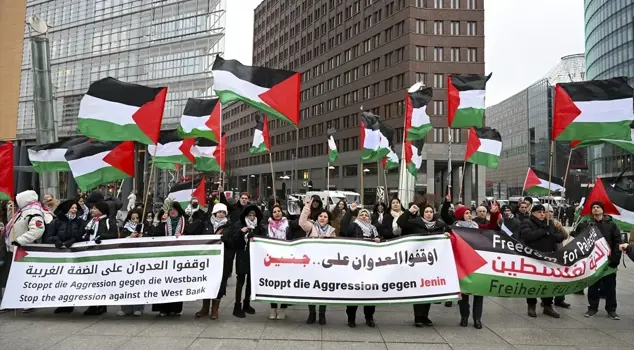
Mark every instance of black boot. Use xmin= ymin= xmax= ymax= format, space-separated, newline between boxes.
xmin=233 ymin=302 xmax=246 ymax=318
xmin=243 ymin=300 xmax=256 ymax=314
xmin=460 ymin=317 xmax=468 ymax=327
xmin=319 ymin=313 xmax=326 ymax=325
xmin=473 ymin=319 xmax=483 ymax=329
xmin=94 ymin=306 xmax=107 ymax=315
xmin=306 ymin=312 xmax=316 ymax=324
xmin=527 ymin=304 xmax=537 ymax=318
xmin=83 ymin=306 xmax=98 ymax=316
xmin=347 ymin=316 xmax=356 ymax=328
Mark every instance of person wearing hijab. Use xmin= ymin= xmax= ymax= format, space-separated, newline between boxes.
xmin=395 ymin=202 xmax=448 ymax=327
xmin=341 ymin=204 xmax=381 ymax=328
xmin=149 ymin=200 xmax=186 ymax=316
xmin=191 ymin=203 xmax=232 ymax=319
xmin=41 ymin=199 xmax=85 ymax=314
xmin=298 ymin=197 xmax=335 ymax=324
xmin=228 ymin=204 xmax=263 ymax=318
xmin=118 ymin=209 xmax=145 ymax=316
xmin=266 ymin=204 xmax=294 ymax=320
xmin=308 ymin=195 xmax=324 ymax=221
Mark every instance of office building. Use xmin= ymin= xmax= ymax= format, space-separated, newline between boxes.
xmin=10 ymin=0 xmax=226 ymax=195
xmin=486 ymin=54 xmax=587 ymax=199
xmin=222 ymin=0 xmax=486 ymax=205
xmin=584 ymin=0 xmax=634 ymax=183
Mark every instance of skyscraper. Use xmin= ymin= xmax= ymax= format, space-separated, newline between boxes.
xmin=222 ymin=0 xmax=486 ymax=205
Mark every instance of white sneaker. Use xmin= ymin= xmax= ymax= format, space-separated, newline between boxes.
xmin=133 ymin=310 xmax=142 ymax=316
xmin=276 ymin=309 xmax=286 ymax=320
xmin=116 ymin=310 xmax=126 ymax=316
xmin=269 ymin=309 xmax=277 ymax=320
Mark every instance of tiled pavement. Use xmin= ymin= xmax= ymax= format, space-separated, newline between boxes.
xmin=1 ymin=267 xmax=633 ymax=350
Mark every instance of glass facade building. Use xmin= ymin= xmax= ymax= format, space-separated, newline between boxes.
xmin=18 ymin=0 xmax=226 ymax=139
xmin=584 ymin=0 xmax=634 ymax=181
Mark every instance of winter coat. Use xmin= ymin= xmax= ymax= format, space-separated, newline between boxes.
xmin=624 ymin=244 xmax=634 ymax=262
xmin=518 ymin=215 xmax=565 ymax=253
xmin=516 ymin=212 xmax=530 ymax=222
xmin=372 ymin=211 xmax=403 ymax=239
xmin=227 ymin=204 xmax=264 ymax=275
xmin=43 ymin=203 xmax=86 ymax=246
xmin=342 ymin=220 xmax=380 ymax=240
xmin=298 ymin=204 xmax=336 ymax=238
xmin=83 ymin=215 xmax=119 ymax=242
xmin=502 ymin=215 xmax=522 ymax=235
xmin=5 ymin=191 xmax=53 ymax=251
xmin=396 ymin=211 xmax=447 ymax=236
xmin=220 ymin=192 xmax=246 ymax=223
xmin=574 ymin=216 xmax=622 ymax=266
xmin=308 ymin=195 xmax=324 ymax=221
xmin=330 ymin=212 xmax=344 ymax=236
xmin=441 ymin=201 xmax=501 ymax=230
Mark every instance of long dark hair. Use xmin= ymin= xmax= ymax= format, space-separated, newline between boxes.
xmin=332 ymin=199 xmax=348 ymax=218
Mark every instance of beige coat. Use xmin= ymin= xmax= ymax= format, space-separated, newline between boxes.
xmin=299 ymin=205 xmax=336 ymax=238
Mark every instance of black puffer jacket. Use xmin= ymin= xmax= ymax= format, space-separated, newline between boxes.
xmin=226 ymin=205 xmax=265 ymax=275
xmin=574 ymin=215 xmax=622 ymax=266
xmin=43 ymin=200 xmax=86 ymax=247
xmin=397 ymin=211 xmax=448 ymax=236
xmin=518 ymin=215 xmax=565 ymax=253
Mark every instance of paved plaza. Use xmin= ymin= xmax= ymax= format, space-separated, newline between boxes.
xmin=1 ymin=267 xmax=633 ymax=350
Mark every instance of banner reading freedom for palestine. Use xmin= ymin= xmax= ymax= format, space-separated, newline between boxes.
xmin=249 ymin=235 xmax=462 ymax=305
xmin=451 ymin=225 xmax=615 ymax=298
xmin=0 ymin=235 xmax=224 ymax=309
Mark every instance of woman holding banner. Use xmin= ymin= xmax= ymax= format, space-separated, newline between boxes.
xmin=299 ymin=198 xmax=336 ymax=324
xmin=397 ymin=203 xmax=448 ymax=327
xmin=119 ymin=209 xmax=146 ymax=317
xmin=374 ymin=198 xmax=405 ymax=240
xmin=341 ymin=205 xmax=381 ymax=328
xmin=266 ymin=204 xmax=296 ymax=320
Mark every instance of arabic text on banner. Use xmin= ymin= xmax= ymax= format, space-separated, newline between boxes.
xmin=0 ymin=235 xmax=224 ymax=309
xmin=249 ymin=235 xmax=461 ymax=305
xmin=452 ymin=225 xmax=615 ymax=297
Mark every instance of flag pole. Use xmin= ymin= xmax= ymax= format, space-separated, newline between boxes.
xmin=360 ymin=162 xmax=364 ymax=205
xmin=383 ymin=168 xmax=389 ymax=203
xmin=327 ymin=161 xmax=330 ymax=192
xmin=562 ymin=148 xmax=573 ymax=195
xmin=546 ymin=140 xmax=555 ymax=224
xmin=141 ymin=147 xmax=157 ymax=227
xmin=268 ymin=151 xmax=276 ymax=203
xmin=377 ymin=160 xmax=381 ymax=202
xmin=447 ymin=128 xmax=453 ymax=199
xmin=458 ymin=160 xmax=466 ymax=202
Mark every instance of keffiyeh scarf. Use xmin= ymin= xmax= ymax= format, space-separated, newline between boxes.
xmin=354 ymin=218 xmax=378 ymax=239
xmin=123 ymin=220 xmax=138 ymax=234
xmin=165 ymin=216 xmax=185 ymax=236
xmin=268 ymin=217 xmax=289 ymax=240
xmin=210 ymin=216 xmax=228 ymax=232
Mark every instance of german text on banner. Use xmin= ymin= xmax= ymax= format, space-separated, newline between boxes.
xmin=452 ymin=226 xmax=614 ymax=297
xmin=0 ymin=236 xmax=223 ymax=309
xmin=249 ymin=235 xmax=461 ymax=305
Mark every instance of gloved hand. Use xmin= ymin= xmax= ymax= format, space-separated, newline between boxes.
xmin=94 ymin=236 xmax=102 ymax=245
xmin=63 ymin=239 xmax=75 ymax=249
xmin=54 ymin=238 xmax=64 ymax=249
xmin=11 ymin=241 xmax=21 ymax=247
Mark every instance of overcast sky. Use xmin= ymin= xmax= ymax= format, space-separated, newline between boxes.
xmin=224 ymin=0 xmax=586 ymax=106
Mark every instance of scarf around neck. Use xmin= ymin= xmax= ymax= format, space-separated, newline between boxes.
xmin=422 ymin=218 xmax=436 ymax=230
xmin=210 ymin=216 xmax=228 ymax=232
xmin=268 ymin=217 xmax=289 ymax=240
xmin=165 ymin=216 xmax=184 ymax=236
xmin=124 ymin=220 xmax=138 ymax=234
xmin=391 ymin=210 xmax=403 ymax=236
xmin=313 ymin=221 xmax=332 ymax=236
xmin=354 ymin=218 xmax=378 ymax=238
xmin=245 ymin=217 xmax=258 ymax=229
xmin=377 ymin=212 xmax=384 ymax=224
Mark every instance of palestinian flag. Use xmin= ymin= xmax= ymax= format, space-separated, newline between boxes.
xmin=360 ymin=112 xmax=392 ymax=162
xmin=405 ymin=139 xmax=425 ymax=177
xmin=147 ymin=130 xmax=196 ymax=166
xmin=0 ymin=142 xmax=14 ymax=201
xmin=382 ymin=148 xmax=399 ymax=170
xmin=405 ymin=83 xmax=433 ymax=141
xmin=212 ymin=56 xmax=300 ymax=126
xmin=465 ymin=127 xmax=502 ymax=169
xmin=193 ymin=176 xmax=207 ymax=208
xmin=250 ymin=114 xmax=271 ymax=155
xmin=523 ymin=167 xmax=564 ymax=195
xmin=27 ymin=137 xmax=89 ymax=173
xmin=178 ymin=98 xmax=221 ymax=142
xmin=216 ymin=133 xmax=227 ymax=172
xmin=581 ymin=178 xmax=634 ymax=232
xmin=192 ymin=138 xmax=222 ymax=172
xmin=573 ymin=138 xmax=634 ymax=154
xmin=553 ymin=77 xmax=634 ymax=141
xmin=327 ymin=129 xmax=338 ymax=163
xmin=447 ymin=73 xmax=492 ymax=128
xmin=77 ymin=77 xmax=167 ymax=145
xmin=167 ymin=180 xmax=203 ymax=209
xmin=65 ymin=140 xmax=135 ymax=191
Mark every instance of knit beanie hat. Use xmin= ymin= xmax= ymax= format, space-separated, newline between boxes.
xmin=454 ymin=206 xmax=470 ymax=221
xmin=94 ymin=201 xmax=110 ymax=216
xmin=590 ymin=201 xmax=605 ymax=211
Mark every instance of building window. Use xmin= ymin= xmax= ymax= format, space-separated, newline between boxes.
xmin=415 ymin=46 xmax=426 ymax=60
xmin=433 ymin=100 xmax=445 ymax=115
xmin=467 ymin=47 xmax=477 ymax=62
xmin=434 ymin=73 xmax=445 ymax=88
xmin=467 ymin=0 xmax=477 ymax=9
xmin=434 ymin=21 xmax=443 ymax=35
xmin=450 ymin=47 xmax=460 ymax=62
xmin=416 ymin=19 xmax=425 ymax=34
xmin=451 ymin=0 xmax=460 ymax=9
xmin=416 ymin=0 xmax=425 ymax=7
xmin=467 ymin=21 xmax=477 ymax=35
xmin=415 ymin=72 xmax=426 ymax=84
xmin=434 ymin=0 xmax=443 ymax=8
xmin=344 ymin=165 xmax=358 ymax=177
xmin=450 ymin=21 xmax=460 ymax=35
xmin=434 ymin=47 xmax=444 ymax=61
xmin=450 ymin=128 xmax=461 ymax=143
xmin=433 ymin=128 xmax=445 ymax=143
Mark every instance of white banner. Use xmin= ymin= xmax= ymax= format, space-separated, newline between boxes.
xmin=249 ymin=235 xmax=461 ymax=304
xmin=1 ymin=235 xmax=223 ymax=309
